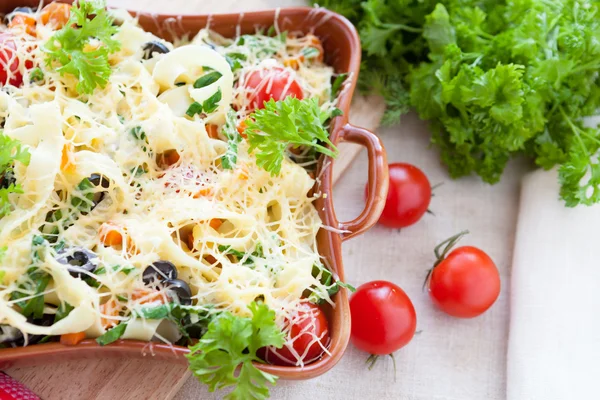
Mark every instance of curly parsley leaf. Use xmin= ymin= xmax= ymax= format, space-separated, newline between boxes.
xmin=43 ymin=0 xmax=120 ymax=95
xmin=0 ymin=133 xmax=30 ymax=217
xmin=245 ymin=97 xmax=339 ymax=175
xmin=186 ymin=302 xmax=284 ymax=400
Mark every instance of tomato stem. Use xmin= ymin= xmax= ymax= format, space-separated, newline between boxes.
xmin=389 ymin=353 xmax=397 ymax=382
xmin=434 ymin=230 xmax=469 ymax=261
xmin=366 ymin=354 xmax=379 ymax=370
xmin=365 ymin=353 xmax=397 ymax=379
xmin=430 ymin=182 xmax=444 ymax=197
xmin=423 ymin=230 xmax=470 ymax=291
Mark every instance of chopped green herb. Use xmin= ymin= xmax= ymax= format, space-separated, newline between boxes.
xmin=218 ymin=244 xmax=263 ymax=266
xmin=96 ymin=322 xmax=127 ymax=346
xmin=130 ymin=126 xmax=146 ymax=141
xmin=331 ymin=73 xmax=347 ymax=96
xmin=330 ymin=108 xmax=343 ymax=118
xmin=220 ymin=110 xmax=242 ymax=170
xmin=225 ymin=55 xmax=243 ymax=72
xmin=71 ymin=177 xmax=95 ymax=213
xmin=186 ymin=90 xmax=223 ymax=117
xmin=186 ymin=102 xmax=203 ymax=117
xmin=29 ymin=68 xmax=44 ymax=82
xmin=95 ymin=265 xmax=135 ymax=275
xmin=202 ymin=89 xmax=222 ymax=114
xmin=18 ymin=270 xmax=51 ymax=319
xmin=193 ymin=71 xmax=223 ymax=89
xmin=135 ymin=303 xmax=171 ymax=319
xmin=55 ymin=302 xmax=74 ymax=323
xmin=301 ymin=47 xmax=320 ymax=60
xmin=225 ymin=52 xmax=247 ymax=62
xmin=217 ymin=245 xmax=247 ymax=259
xmin=308 ymin=264 xmax=355 ymax=304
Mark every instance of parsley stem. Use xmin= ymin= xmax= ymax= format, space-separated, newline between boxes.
xmin=381 ymin=22 xmax=422 ymax=33
xmin=558 ymin=106 xmax=596 ymax=156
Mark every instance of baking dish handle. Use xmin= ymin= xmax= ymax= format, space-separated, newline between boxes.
xmin=336 ymin=124 xmax=388 ymax=241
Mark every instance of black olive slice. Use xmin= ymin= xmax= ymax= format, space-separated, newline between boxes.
xmin=164 ymin=279 xmax=192 ymax=305
xmin=142 ymin=260 xmax=178 ymax=286
xmin=142 ymin=41 xmax=170 ymax=60
xmin=57 ymin=247 xmax=98 ymax=278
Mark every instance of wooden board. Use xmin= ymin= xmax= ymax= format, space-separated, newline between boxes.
xmin=2 ymin=1 xmax=385 ymax=399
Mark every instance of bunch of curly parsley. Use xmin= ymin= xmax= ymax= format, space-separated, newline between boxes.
xmin=321 ymin=0 xmax=600 ymax=206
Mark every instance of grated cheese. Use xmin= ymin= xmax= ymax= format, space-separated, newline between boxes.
xmin=0 ymin=7 xmax=344 ymax=365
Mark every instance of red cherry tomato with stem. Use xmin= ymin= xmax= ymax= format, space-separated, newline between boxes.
xmin=350 ymin=280 xmax=417 ymax=369
xmin=260 ymin=302 xmax=329 ymax=366
xmin=243 ymin=67 xmax=304 ymax=110
xmin=425 ymin=230 xmax=501 ymax=318
xmin=366 ymin=163 xmax=431 ymax=229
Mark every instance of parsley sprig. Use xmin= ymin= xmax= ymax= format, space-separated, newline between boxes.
xmin=246 ymin=97 xmax=340 ymax=175
xmin=43 ymin=0 xmax=120 ymax=95
xmin=0 ymin=132 xmax=30 ymax=217
xmin=186 ymin=302 xmax=284 ymax=400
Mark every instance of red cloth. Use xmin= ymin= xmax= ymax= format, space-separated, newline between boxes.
xmin=0 ymin=373 xmax=40 ymax=400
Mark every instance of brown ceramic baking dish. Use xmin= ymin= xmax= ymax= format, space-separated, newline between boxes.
xmin=0 ymin=0 xmax=389 ymax=381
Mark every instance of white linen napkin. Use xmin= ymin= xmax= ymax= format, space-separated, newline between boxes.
xmin=507 ymin=168 xmax=600 ymax=400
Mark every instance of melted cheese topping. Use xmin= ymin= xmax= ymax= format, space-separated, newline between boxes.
xmin=0 ymin=7 xmax=342 ymax=356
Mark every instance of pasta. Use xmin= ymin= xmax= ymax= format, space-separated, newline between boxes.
xmin=0 ymin=1 xmax=345 ymax=365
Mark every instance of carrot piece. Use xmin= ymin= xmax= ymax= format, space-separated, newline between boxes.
xmin=60 ymin=331 xmax=86 ymax=346
xmin=60 ymin=143 xmax=75 ymax=173
xmin=193 ymin=187 xmax=213 ymax=198
xmin=9 ymin=14 xmax=36 ymax=36
xmin=237 ymin=119 xmax=249 ymax=138
xmin=187 ymin=232 xmax=195 ymax=250
xmin=99 ymin=299 xmax=120 ymax=329
xmin=99 ymin=223 xmax=123 ymax=246
xmin=209 ymin=219 xmax=222 ymax=230
xmin=236 ymin=164 xmax=249 ymax=180
xmin=204 ymin=255 xmax=218 ymax=265
xmin=40 ymin=3 xmax=71 ymax=28
xmin=283 ymin=56 xmax=303 ymax=70
xmin=157 ymin=149 xmax=180 ymax=168
xmin=131 ymin=288 xmax=166 ymax=304
xmin=206 ymin=124 xmax=220 ymax=139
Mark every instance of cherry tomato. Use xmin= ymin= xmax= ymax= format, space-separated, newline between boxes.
xmin=0 ymin=33 xmax=25 ymax=87
xmin=427 ymin=232 xmax=500 ymax=318
xmin=367 ymin=162 xmax=431 ymax=228
xmin=350 ymin=281 xmax=416 ymax=355
xmin=260 ymin=302 xmax=329 ymax=366
xmin=243 ymin=67 xmax=303 ymax=110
